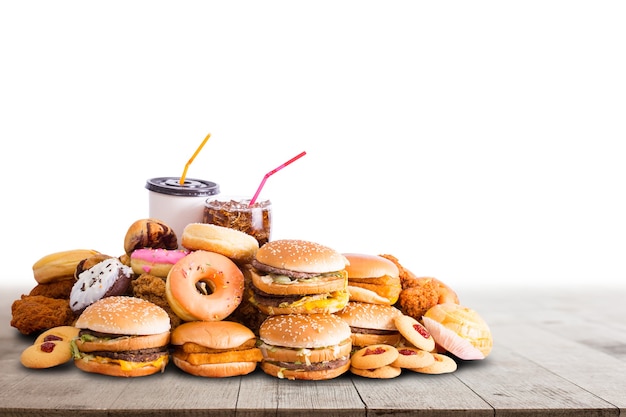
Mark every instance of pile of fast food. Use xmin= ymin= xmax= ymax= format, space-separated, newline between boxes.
xmin=11 ymin=218 xmax=493 ymax=380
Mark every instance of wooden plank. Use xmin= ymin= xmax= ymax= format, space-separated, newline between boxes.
xmin=234 ymin=370 xmax=281 ymax=417
xmin=350 ymin=369 xmax=493 ymax=417
xmin=487 ymin=323 xmax=626 ymax=413
xmin=270 ymin=374 xmax=365 ymax=417
xmin=455 ymin=346 xmax=617 ymax=417
xmin=107 ymin=365 xmax=241 ymax=417
xmin=0 ymin=362 xmax=126 ymax=417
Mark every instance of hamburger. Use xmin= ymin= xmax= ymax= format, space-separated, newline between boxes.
xmin=335 ymin=301 xmax=403 ymax=347
xmin=170 ymin=321 xmax=263 ymax=377
xmin=343 ymin=253 xmax=401 ymax=305
xmin=248 ymin=239 xmax=349 ymax=315
xmin=258 ymin=314 xmax=352 ymax=380
xmin=72 ymin=296 xmax=170 ymax=377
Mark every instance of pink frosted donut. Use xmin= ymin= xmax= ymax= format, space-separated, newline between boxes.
xmin=130 ymin=248 xmax=190 ymax=278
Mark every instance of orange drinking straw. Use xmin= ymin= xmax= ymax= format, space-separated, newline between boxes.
xmin=249 ymin=151 xmax=307 ymax=206
xmin=179 ymin=133 xmax=211 ymax=185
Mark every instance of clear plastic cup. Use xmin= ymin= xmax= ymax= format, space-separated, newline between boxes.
xmin=203 ymin=196 xmax=272 ymax=246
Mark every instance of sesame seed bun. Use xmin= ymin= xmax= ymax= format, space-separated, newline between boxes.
xmin=74 ymin=296 xmax=171 ymax=335
xmin=256 ymin=240 xmax=347 ymax=274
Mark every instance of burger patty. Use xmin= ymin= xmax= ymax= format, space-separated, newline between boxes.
xmin=269 ymin=357 xmax=349 ymax=371
xmin=87 ymin=346 xmax=168 ymax=363
xmin=251 ymin=260 xmax=319 ymax=280
xmin=350 ymin=326 xmax=399 ymax=335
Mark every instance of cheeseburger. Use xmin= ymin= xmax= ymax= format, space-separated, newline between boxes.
xmin=170 ymin=321 xmax=263 ymax=377
xmin=258 ymin=314 xmax=352 ymax=380
xmin=249 ymin=239 xmax=349 ymax=315
xmin=72 ymin=296 xmax=171 ymax=377
xmin=335 ymin=301 xmax=403 ymax=347
xmin=343 ymin=253 xmax=401 ymax=305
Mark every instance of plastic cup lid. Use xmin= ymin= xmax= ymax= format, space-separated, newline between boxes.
xmin=146 ymin=177 xmax=220 ymax=197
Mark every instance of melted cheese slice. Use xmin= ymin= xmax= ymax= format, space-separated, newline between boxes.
xmin=89 ymin=355 xmax=168 ymax=371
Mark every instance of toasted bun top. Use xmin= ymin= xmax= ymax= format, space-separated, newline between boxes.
xmin=171 ymin=321 xmax=256 ymax=349
xmin=259 ymin=314 xmax=351 ymax=349
xmin=343 ymin=253 xmax=399 ymax=279
xmin=335 ymin=301 xmax=402 ymax=331
xmin=74 ymin=296 xmax=170 ymax=335
xmin=256 ymin=240 xmax=347 ymax=273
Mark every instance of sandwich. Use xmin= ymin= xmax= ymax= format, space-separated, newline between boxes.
xmin=248 ymin=239 xmax=349 ymax=315
xmin=258 ymin=313 xmax=352 ymax=380
xmin=343 ymin=253 xmax=401 ymax=305
xmin=170 ymin=321 xmax=263 ymax=377
xmin=72 ymin=296 xmax=171 ymax=377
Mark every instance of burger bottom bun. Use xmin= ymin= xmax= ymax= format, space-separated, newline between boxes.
xmin=74 ymin=356 xmax=168 ymax=377
xmin=351 ymin=332 xmax=402 ymax=348
xmin=173 ymin=356 xmax=257 ymax=378
xmin=260 ymin=361 xmax=350 ymax=381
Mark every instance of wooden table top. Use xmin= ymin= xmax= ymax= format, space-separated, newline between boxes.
xmin=2 ymin=284 xmax=626 ymax=417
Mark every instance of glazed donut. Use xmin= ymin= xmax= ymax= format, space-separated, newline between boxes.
xmin=130 ymin=248 xmax=190 ymax=278
xmin=69 ymin=258 xmax=133 ymax=312
xmin=166 ymin=250 xmax=245 ymax=321
xmin=181 ymin=223 xmax=259 ymax=263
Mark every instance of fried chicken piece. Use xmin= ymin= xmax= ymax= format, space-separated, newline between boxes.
xmin=28 ymin=279 xmax=75 ymax=299
xmin=379 ymin=254 xmax=460 ymax=321
xmin=11 ymin=295 xmax=76 ymax=335
xmin=130 ymin=273 xmax=182 ymax=329
xmin=397 ymin=277 xmax=441 ymax=320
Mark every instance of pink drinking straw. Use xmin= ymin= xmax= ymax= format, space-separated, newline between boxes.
xmin=248 ymin=151 xmax=307 ymax=206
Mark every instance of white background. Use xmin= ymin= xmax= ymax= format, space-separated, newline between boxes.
xmin=2 ymin=1 xmax=625 ymax=293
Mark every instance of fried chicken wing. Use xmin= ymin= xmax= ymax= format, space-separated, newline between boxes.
xmin=11 ymin=295 xmax=76 ymax=335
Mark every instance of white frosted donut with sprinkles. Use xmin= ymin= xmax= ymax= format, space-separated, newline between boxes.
xmin=70 ymin=258 xmax=133 ymax=312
